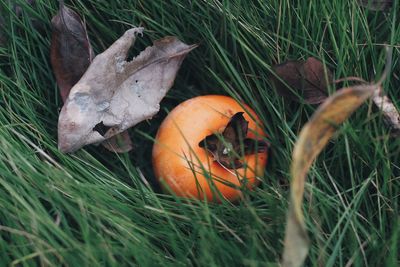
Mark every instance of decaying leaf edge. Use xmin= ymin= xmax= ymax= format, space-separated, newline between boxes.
xmin=281 ymin=84 xmax=378 ymax=267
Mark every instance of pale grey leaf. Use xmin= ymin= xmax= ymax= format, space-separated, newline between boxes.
xmin=58 ymin=27 xmax=196 ymax=152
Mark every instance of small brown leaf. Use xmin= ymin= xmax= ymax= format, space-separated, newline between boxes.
xmin=282 ymin=84 xmax=377 ymax=267
xmin=199 ymin=112 xmax=268 ymax=169
xmin=358 ymin=0 xmax=392 ymax=11
xmin=302 ymin=57 xmax=333 ymax=103
xmin=58 ymin=28 xmax=197 ymax=153
xmin=50 ymin=1 xmax=94 ymax=102
xmin=272 ymin=57 xmax=333 ymax=104
xmin=271 ymin=60 xmax=303 ymax=99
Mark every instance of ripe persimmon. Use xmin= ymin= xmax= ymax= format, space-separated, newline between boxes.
xmin=152 ymin=95 xmax=268 ymax=201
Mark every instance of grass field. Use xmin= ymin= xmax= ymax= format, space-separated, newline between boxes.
xmin=0 ymin=0 xmax=399 ymax=266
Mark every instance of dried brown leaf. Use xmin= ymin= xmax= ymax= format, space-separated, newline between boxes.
xmin=272 ymin=60 xmax=303 ymax=99
xmin=58 ymin=27 xmax=196 ymax=153
xmin=50 ymin=1 xmax=94 ymax=102
xmin=272 ymin=57 xmax=333 ymax=104
xmin=282 ymin=84 xmax=377 ymax=267
xmin=358 ymin=0 xmax=392 ymax=11
xmin=302 ymin=57 xmax=333 ymax=103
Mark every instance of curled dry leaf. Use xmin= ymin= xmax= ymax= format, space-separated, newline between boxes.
xmin=50 ymin=1 xmax=94 ymax=102
xmin=373 ymin=93 xmax=400 ymax=137
xmin=58 ymin=27 xmax=196 ymax=153
xmin=358 ymin=0 xmax=392 ymax=11
xmin=271 ymin=57 xmax=333 ymax=104
xmin=282 ymin=84 xmax=377 ymax=267
xmin=51 ymin=2 xmax=132 ymax=153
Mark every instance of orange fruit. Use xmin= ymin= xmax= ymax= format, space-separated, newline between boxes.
xmin=152 ymin=95 xmax=268 ymax=201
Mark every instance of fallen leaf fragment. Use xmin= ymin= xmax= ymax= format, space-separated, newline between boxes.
xmin=282 ymin=84 xmax=377 ymax=267
xmin=50 ymin=1 xmax=94 ymax=102
xmin=58 ymin=27 xmax=196 ymax=153
xmin=358 ymin=0 xmax=392 ymax=11
xmin=272 ymin=61 xmax=304 ymax=99
xmin=271 ymin=57 xmax=333 ymax=104
xmin=373 ymin=93 xmax=400 ymax=137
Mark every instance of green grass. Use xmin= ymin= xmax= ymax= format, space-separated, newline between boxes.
xmin=0 ymin=0 xmax=399 ymax=266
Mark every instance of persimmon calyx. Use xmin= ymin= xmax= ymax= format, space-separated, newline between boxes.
xmin=198 ymin=112 xmax=268 ymax=169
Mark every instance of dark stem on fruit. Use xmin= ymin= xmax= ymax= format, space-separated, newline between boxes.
xmin=198 ymin=112 xmax=269 ymax=169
